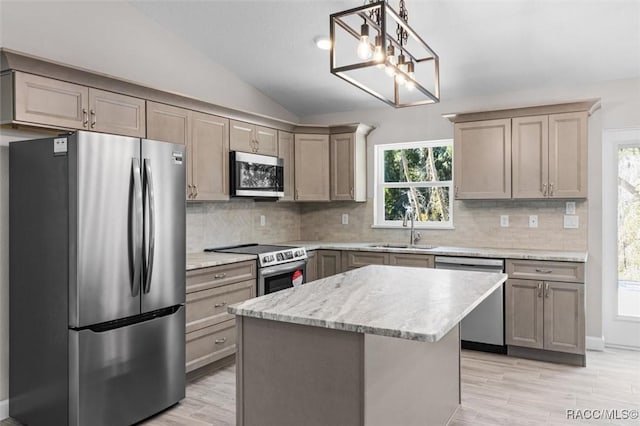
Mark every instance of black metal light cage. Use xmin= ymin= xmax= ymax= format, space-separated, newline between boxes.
xmin=330 ymin=1 xmax=440 ymax=108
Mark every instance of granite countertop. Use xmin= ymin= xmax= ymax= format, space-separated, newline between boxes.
xmin=229 ymin=265 xmax=507 ymax=343
xmin=186 ymin=252 xmax=256 ymax=271
xmin=279 ymin=241 xmax=588 ymax=263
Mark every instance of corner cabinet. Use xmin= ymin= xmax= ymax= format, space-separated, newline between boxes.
xmin=330 ymin=132 xmax=366 ymax=202
xmin=230 ymin=119 xmax=278 ymax=156
xmin=146 ymin=101 xmax=230 ymax=201
xmin=294 ymin=133 xmax=330 ymax=201
xmin=512 ymin=112 xmax=588 ymax=199
xmin=453 ymin=119 xmax=512 ymax=199
xmin=3 ymin=71 xmax=145 ymax=137
xmin=185 ymin=261 xmax=256 ymax=373
xmin=317 ymin=250 xmax=343 ymax=278
xmin=277 ymin=130 xmax=295 ymax=201
xmin=505 ymin=259 xmax=585 ymax=364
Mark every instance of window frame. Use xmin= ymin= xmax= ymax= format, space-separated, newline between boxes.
xmin=373 ymin=139 xmax=454 ymax=229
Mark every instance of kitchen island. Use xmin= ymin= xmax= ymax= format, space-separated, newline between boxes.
xmin=229 ymin=265 xmax=507 ymax=426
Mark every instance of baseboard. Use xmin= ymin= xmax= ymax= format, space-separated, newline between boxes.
xmin=586 ymin=335 xmax=605 ymax=351
xmin=605 ymin=343 xmax=640 ymax=351
xmin=0 ymin=398 xmax=8 ymax=420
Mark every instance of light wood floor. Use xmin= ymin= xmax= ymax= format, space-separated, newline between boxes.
xmin=2 ymin=349 xmax=639 ymax=425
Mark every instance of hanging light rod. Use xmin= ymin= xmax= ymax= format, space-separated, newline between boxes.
xmin=330 ymin=0 xmax=440 ymax=108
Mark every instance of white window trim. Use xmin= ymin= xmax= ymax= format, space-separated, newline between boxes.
xmin=373 ymin=139 xmax=454 ymax=229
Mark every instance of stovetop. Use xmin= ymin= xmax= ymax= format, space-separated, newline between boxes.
xmin=204 ymin=243 xmax=307 ymax=267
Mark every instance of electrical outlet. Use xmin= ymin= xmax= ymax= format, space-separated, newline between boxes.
xmin=566 ymin=201 xmax=576 ymax=215
xmin=500 ymin=215 xmax=509 ymax=227
xmin=564 ymin=215 xmax=579 ymax=229
xmin=529 ymin=215 xmax=538 ymax=228
xmin=260 ymin=215 xmax=266 ymax=226
xmin=341 ymin=213 xmax=349 ymax=225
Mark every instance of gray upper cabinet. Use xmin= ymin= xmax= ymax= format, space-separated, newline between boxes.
xmin=330 ymin=132 xmax=366 ymax=202
xmin=278 ymin=130 xmax=295 ymax=201
xmin=146 ymin=101 xmax=190 ymax=145
xmin=294 ymin=133 xmax=330 ymax=201
xmin=453 ymin=119 xmax=512 ymax=199
xmin=4 ymin=71 xmax=146 ymax=137
xmin=512 ymin=112 xmax=588 ymax=199
xmin=230 ymin=119 xmax=278 ymax=156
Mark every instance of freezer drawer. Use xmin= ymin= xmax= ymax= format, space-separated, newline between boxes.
xmin=69 ymin=306 xmax=185 ymax=426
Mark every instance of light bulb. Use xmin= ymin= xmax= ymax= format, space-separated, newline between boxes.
xmin=373 ymin=35 xmax=385 ymax=67
xmin=395 ymin=73 xmax=406 ymax=85
xmin=357 ymin=22 xmax=372 ymax=59
xmin=395 ymin=53 xmax=406 ymax=85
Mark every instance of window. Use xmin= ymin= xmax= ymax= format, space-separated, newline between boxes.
xmin=374 ymin=140 xmax=453 ymax=228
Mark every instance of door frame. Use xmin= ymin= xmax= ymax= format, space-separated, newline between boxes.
xmin=602 ymin=128 xmax=640 ymax=349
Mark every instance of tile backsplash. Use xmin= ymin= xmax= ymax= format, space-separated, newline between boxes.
xmin=188 ymin=198 xmax=587 ymax=253
xmin=186 ymin=200 xmax=301 ymax=252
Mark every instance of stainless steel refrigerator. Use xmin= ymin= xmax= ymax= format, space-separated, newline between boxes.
xmin=9 ymin=131 xmax=186 ymax=426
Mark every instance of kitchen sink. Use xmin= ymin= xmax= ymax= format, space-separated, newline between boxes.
xmin=368 ymin=243 xmax=438 ymax=250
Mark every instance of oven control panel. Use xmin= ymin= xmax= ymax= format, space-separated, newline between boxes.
xmin=259 ymin=248 xmax=307 ymax=267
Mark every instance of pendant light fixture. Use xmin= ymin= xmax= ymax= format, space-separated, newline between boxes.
xmin=330 ymin=0 xmax=440 ymax=107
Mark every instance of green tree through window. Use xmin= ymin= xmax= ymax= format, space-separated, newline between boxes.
xmin=375 ymin=140 xmax=453 ymax=227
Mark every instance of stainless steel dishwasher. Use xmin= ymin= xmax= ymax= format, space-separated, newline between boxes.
xmin=435 ymin=256 xmax=506 ymax=353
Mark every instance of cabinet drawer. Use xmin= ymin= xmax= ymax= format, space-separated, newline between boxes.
xmin=186 ymin=279 xmax=254 ymax=333
xmin=343 ymin=251 xmax=388 ymax=270
xmin=186 ymin=320 xmax=237 ymax=373
xmin=389 ymin=253 xmax=434 ymax=268
xmin=187 ymin=260 xmax=256 ymax=293
xmin=506 ymin=259 xmax=584 ymax=283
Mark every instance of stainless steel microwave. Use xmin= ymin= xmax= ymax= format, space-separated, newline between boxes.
xmin=230 ymin=151 xmax=284 ymax=198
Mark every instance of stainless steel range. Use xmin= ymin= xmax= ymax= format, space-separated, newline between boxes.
xmin=206 ymin=244 xmax=307 ymax=296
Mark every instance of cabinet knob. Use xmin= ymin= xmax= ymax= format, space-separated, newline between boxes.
xmin=214 ymin=302 xmax=227 ymax=308
xmin=214 ymin=338 xmax=227 ymax=344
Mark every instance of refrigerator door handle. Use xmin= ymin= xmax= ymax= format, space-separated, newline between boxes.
xmin=131 ymin=158 xmax=143 ymax=297
xmin=143 ymin=159 xmax=156 ymax=294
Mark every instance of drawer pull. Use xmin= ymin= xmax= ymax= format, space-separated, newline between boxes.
xmin=214 ymin=302 xmax=227 ymax=308
xmin=214 ymin=273 xmax=227 ymax=279
xmin=215 ymin=338 xmax=227 ymax=344
xmin=535 ymin=269 xmax=553 ymax=274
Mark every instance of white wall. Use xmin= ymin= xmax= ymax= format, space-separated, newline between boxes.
xmin=302 ymin=77 xmax=640 ymax=345
xmin=0 ymin=1 xmax=299 ymax=124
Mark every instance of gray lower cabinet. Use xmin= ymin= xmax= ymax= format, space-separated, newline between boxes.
xmin=389 ymin=253 xmax=435 ymax=268
xmin=185 ymin=260 xmax=256 ymax=373
xmin=305 ymin=250 xmax=317 ymax=282
xmin=317 ymin=250 xmax=343 ymax=279
xmin=505 ymin=259 xmax=585 ymax=357
xmin=342 ymin=250 xmax=435 ymax=272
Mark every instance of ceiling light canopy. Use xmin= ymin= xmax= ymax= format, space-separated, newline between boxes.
xmin=330 ymin=0 xmax=440 ymax=108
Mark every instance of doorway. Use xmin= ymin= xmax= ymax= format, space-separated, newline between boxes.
xmin=603 ymin=129 xmax=640 ymax=348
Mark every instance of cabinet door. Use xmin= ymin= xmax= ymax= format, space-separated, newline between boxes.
xmin=229 ymin=119 xmax=255 ymax=153
xmin=13 ymin=71 xmax=89 ymax=129
xmin=342 ymin=251 xmax=388 ymax=271
xmin=278 ymin=130 xmax=295 ymax=201
xmin=548 ymin=112 xmax=588 ymax=198
xmin=543 ymin=281 xmax=585 ymax=354
xmin=255 ymin=125 xmax=278 ymax=156
xmin=146 ymin=101 xmax=190 ymax=145
xmin=317 ymin=250 xmax=342 ymax=278
xmin=88 ymin=88 xmax=146 ymax=137
xmin=330 ymin=133 xmax=354 ymax=200
xmin=512 ymin=115 xmax=548 ymax=199
xmin=454 ymin=119 xmax=512 ymax=199
xmin=305 ymin=251 xmax=318 ymax=282
xmin=505 ymin=279 xmax=544 ymax=349
xmin=191 ymin=111 xmax=230 ymax=201
xmin=389 ymin=253 xmax=434 ymax=268
xmin=294 ymin=134 xmax=330 ymax=201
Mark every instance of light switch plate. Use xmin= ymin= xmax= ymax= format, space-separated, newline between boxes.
xmin=564 ymin=215 xmax=579 ymax=229
xmin=260 ymin=215 xmax=266 ymax=226
xmin=566 ymin=201 xmax=576 ymax=215
xmin=500 ymin=215 xmax=509 ymax=227
xmin=529 ymin=215 xmax=538 ymax=228
xmin=341 ymin=213 xmax=349 ymax=225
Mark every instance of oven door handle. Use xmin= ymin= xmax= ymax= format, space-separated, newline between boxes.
xmin=260 ymin=260 xmax=307 ymax=277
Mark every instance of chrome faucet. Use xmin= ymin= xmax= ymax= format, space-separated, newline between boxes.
xmin=402 ymin=206 xmax=422 ymax=245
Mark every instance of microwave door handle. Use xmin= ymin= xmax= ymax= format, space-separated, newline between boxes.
xmin=143 ymin=159 xmax=155 ymax=294
xmin=130 ymin=158 xmax=143 ymax=297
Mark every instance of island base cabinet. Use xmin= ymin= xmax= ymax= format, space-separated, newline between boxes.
xmin=235 ymin=316 xmax=461 ymax=426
